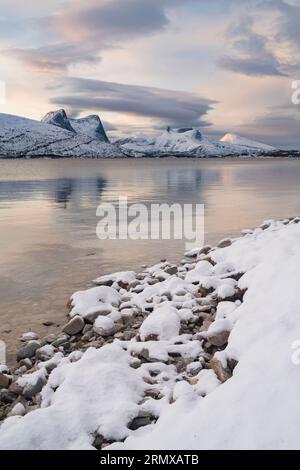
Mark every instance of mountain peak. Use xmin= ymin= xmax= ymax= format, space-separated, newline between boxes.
xmin=42 ymin=109 xmax=75 ymax=133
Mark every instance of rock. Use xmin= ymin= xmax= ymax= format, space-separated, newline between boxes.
xmin=0 ymin=390 xmax=17 ymax=404
xmin=20 ymin=358 xmax=32 ymax=370
xmin=165 ymin=266 xmax=178 ymax=275
xmin=17 ymin=340 xmax=41 ymax=361
xmin=84 ymin=310 xmax=111 ymax=323
xmin=207 ymin=328 xmax=230 ymax=347
xmin=121 ymin=330 xmax=136 ymax=341
xmin=128 ymin=411 xmax=155 ymax=430
xmin=20 ymin=332 xmax=38 ymax=342
xmin=0 ymin=372 xmax=10 ymax=389
xmin=210 ymin=357 xmax=232 ymax=383
xmin=218 ymin=238 xmax=232 ymax=249
xmin=8 ymin=402 xmax=26 ymax=417
xmin=187 ymin=361 xmax=203 ymax=376
xmin=23 ymin=377 xmax=46 ymax=400
xmin=200 ymin=319 xmax=214 ymax=332
xmin=36 ymin=344 xmax=55 ymax=361
xmin=15 ymin=365 xmax=28 ymax=375
xmin=82 ymin=324 xmax=93 ymax=335
xmin=62 ymin=316 xmax=85 ymax=335
xmin=93 ymin=317 xmax=115 ymax=337
xmin=9 ymin=381 xmax=24 ymax=396
xmin=144 ymin=389 xmax=162 ymax=400
xmin=52 ymin=335 xmax=68 ymax=347
xmin=42 ymin=334 xmax=56 ymax=344
xmin=42 ymin=320 xmax=54 ymax=327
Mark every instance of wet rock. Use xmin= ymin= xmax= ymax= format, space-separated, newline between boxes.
xmin=17 ymin=340 xmax=41 ymax=361
xmin=0 ymin=373 xmax=10 ymax=389
xmin=62 ymin=316 xmax=85 ymax=335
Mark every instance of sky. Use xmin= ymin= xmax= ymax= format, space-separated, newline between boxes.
xmin=0 ymin=0 xmax=300 ymax=148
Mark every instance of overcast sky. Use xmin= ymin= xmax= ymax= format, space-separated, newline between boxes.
xmin=1 ymin=0 xmax=300 ymax=147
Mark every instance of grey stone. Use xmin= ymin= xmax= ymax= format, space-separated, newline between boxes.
xmin=62 ymin=316 xmax=85 ymax=335
xmin=17 ymin=340 xmax=41 ymax=361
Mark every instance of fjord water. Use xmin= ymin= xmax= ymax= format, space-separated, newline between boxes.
xmin=1 ymin=157 xmax=300 ymax=361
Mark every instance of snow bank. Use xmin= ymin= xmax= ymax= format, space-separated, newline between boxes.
xmin=114 ymin=219 xmax=300 ymax=449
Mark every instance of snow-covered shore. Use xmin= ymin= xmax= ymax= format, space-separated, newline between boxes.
xmin=1 ymin=218 xmax=300 ymax=449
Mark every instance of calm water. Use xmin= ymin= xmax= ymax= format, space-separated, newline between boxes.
xmin=1 ymin=157 xmax=300 ymax=362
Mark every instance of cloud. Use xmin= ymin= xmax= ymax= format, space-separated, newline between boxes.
xmin=4 ymin=44 xmax=100 ymax=72
xmin=2 ymin=0 xmax=189 ymax=72
xmin=218 ymin=0 xmax=300 ymax=77
xmin=50 ymin=77 xmax=216 ymax=128
xmin=219 ymin=56 xmax=287 ymax=77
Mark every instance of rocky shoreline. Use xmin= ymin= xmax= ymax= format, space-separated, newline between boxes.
xmin=0 ymin=217 xmax=299 ymax=449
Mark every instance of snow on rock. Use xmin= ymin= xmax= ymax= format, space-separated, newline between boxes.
xmin=93 ymin=316 xmax=115 ymax=337
xmin=139 ymin=303 xmax=181 ymax=341
xmin=94 ymin=271 xmax=136 ymax=287
xmin=20 ymin=332 xmax=39 ymax=342
xmin=0 ymin=113 xmax=123 ymax=158
xmin=0 ymin=345 xmax=146 ymax=449
xmin=69 ymin=286 xmax=121 ymax=322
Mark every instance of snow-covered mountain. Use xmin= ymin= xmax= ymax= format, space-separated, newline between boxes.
xmin=0 ymin=112 xmax=122 ymax=158
xmin=0 ymin=112 xmax=278 ymax=158
xmin=115 ymin=128 xmax=276 ymax=157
